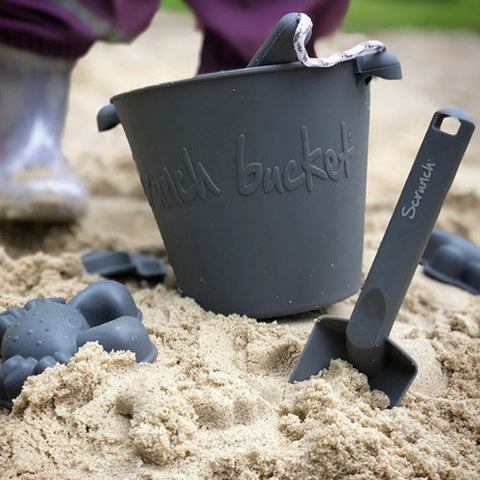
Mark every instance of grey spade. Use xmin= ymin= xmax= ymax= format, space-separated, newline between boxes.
xmin=289 ymin=108 xmax=475 ymax=407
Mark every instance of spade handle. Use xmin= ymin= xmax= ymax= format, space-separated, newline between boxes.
xmin=247 ymin=13 xmax=304 ymax=68
xmin=346 ymin=108 xmax=475 ymax=372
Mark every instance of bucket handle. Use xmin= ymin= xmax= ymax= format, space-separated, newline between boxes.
xmin=294 ymin=14 xmax=385 ymax=68
xmin=293 ymin=13 xmax=402 ymax=85
xmin=97 ymin=103 xmax=120 ymax=131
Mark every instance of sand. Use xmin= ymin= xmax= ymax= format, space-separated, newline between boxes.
xmin=1 ymin=11 xmax=480 ymax=480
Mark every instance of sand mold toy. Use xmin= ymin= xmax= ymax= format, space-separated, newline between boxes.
xmin=0 ymin=280 xmax=157 ymax=408
xmin=82 ymin=250 xmax=166 ymax=282
xmin=422 ymin=229 xmax=480 ymax=295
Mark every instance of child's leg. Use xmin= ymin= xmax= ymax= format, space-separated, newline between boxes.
xmin=0 ymin=0 xmax=160 ymax=221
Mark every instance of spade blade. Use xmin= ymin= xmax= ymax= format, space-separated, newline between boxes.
xmin=289 ymin=109 xmax=474 ymax=408
xmin=289 ymin=316 xmax=417 ymax=407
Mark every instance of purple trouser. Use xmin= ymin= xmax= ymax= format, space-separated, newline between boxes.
xmin=0 ymin=0 xmax=350 ymax=73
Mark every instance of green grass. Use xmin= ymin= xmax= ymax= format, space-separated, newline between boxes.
xmin=162 ymin=0 xmax=189 ymax=12
xmin=344 ymin=0 xmax=480 ymax=32
xmin=161 ymin=0 xmax=479 ymax=31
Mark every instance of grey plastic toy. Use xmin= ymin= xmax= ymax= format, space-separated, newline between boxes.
xmin=0 ymin=280 xmax=157 ymax=408
xmin=82 ymin=250 xmax=166 ymax=281
xmin=421 ymin=229 xmax=480 ymax=295
xmin=96 ymin=13 xmax=402 ymax=319
xmin=290 ymin=108 xmax=475 ymax=407
xmin=247 ymin=13 xmax=308 ymax=67
xmin=97 ymin=102 xmax=120 ymax=131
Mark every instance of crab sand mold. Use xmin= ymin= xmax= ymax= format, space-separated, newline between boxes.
xmin=0 ymin=280 xmax=157 ymax=408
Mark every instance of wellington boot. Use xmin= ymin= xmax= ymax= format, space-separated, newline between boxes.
xmin=0 ymin=45 xmax=88 ymax=222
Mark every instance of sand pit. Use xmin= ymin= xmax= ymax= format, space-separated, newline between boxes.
xmin=1 ymin=11 xmax=479 ymax=480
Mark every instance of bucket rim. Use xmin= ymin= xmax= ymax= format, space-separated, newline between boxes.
xmin=110 ymin=60 xmax=352 ymax=104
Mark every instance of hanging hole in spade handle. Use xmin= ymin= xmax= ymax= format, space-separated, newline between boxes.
xmin=433 ymin=112 xmax=462 ymax=136
xmin=430 ymin=107 xmax=475 ymax=140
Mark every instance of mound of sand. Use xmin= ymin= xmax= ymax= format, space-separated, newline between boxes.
xmin=1 ymin=284 xmax=478 ymax=479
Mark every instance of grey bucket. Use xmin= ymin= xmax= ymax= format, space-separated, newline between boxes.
xmin=98 ymin=51 xmax=401 ymax=318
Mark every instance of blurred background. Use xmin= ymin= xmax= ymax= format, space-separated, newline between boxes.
xmin=164 ymin=0 xmax=480 ymax=31
xmin=2 ymin=0 xmax=478 ymax=257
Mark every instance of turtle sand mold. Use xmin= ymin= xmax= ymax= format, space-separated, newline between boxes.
xmin=1 ymin=10 xmax=479 ymax=480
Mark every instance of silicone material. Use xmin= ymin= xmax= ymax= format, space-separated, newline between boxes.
xmin=98 ymin=15 xmax=401 ymax=318
xmin=354 ymin=51 xmax=402 ymax=85
xmin=290 ymin=108 xmax=475 ymax=407
xmin=97 ymin=103 xmax=120 ymax=131
xmin=0 ymin=280 xmax=157 ymax=408
xmin=82 ymin=250 xmax=166 ymax=281
xmin=247 ymin=13 xmax=307 ymax=67
xmin=422 ymin=228 xmax=480 ymax=294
